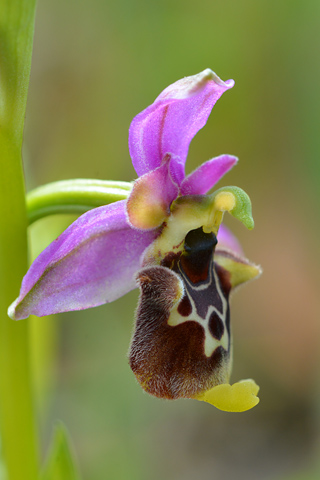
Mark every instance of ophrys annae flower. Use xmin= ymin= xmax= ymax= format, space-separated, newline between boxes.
xmin=9 ymin=69 xmax=261 ymax=412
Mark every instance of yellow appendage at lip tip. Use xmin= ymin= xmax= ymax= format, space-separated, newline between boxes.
xmin=194 ymin=379 xmax=260 ymax=412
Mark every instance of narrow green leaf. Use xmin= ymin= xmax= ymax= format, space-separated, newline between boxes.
xmin=41 ymin=424 xmax=81 ymax=480
xmin=0 ymin=0 xmax=37 ymax=139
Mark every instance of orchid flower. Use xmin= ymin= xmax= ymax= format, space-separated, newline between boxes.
xmin=8 ymin=69 xmax=261 ymax=412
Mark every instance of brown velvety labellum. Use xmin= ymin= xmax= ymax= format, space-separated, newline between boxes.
xmin=129 ymin=228 xmax=233 ymax=400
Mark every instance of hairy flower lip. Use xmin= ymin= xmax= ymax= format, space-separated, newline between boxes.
xmin=130 ymin=223 xmax=260 ymax=406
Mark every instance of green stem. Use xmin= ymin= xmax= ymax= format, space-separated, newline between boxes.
xmin=27 ymin=179 xmax=132 ymax=224
xmin=0 ymin=0 xmax=39 ymax=478
xmin=0 ymin=138 xmax=39 ymax=480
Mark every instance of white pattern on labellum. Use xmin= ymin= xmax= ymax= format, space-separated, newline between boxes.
xmin=167 ymin=263 xmax=228 ymax=357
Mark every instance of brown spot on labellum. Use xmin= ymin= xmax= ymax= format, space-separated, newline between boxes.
xmin=177 ymin=294 xmax=192 ymax=317
xmin=208 ymin=311 xmax=224 ymax=340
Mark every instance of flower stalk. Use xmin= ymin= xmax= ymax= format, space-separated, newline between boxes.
xmin=27 ymin=179 xmax=132 ymax=224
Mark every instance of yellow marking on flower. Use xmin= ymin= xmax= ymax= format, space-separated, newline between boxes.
xmin=214 ymin=191 xmax=236 ymax=212
xmin=194 ymin=379 xmax=260 ymax=412
xmin=132 ymin=204 xmax=167 ymax=230
xmin=127 ymin=175 xmax=169 ymax=229
xmin=204 ymin=192 xmax=236 ymax=235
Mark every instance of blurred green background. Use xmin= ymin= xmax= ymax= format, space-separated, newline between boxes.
xmin=24 ymin=0 xmax=320 ymax=479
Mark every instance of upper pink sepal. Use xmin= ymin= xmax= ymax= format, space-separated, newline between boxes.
xmin=129 ymin=69 xmax=234 ymax=179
